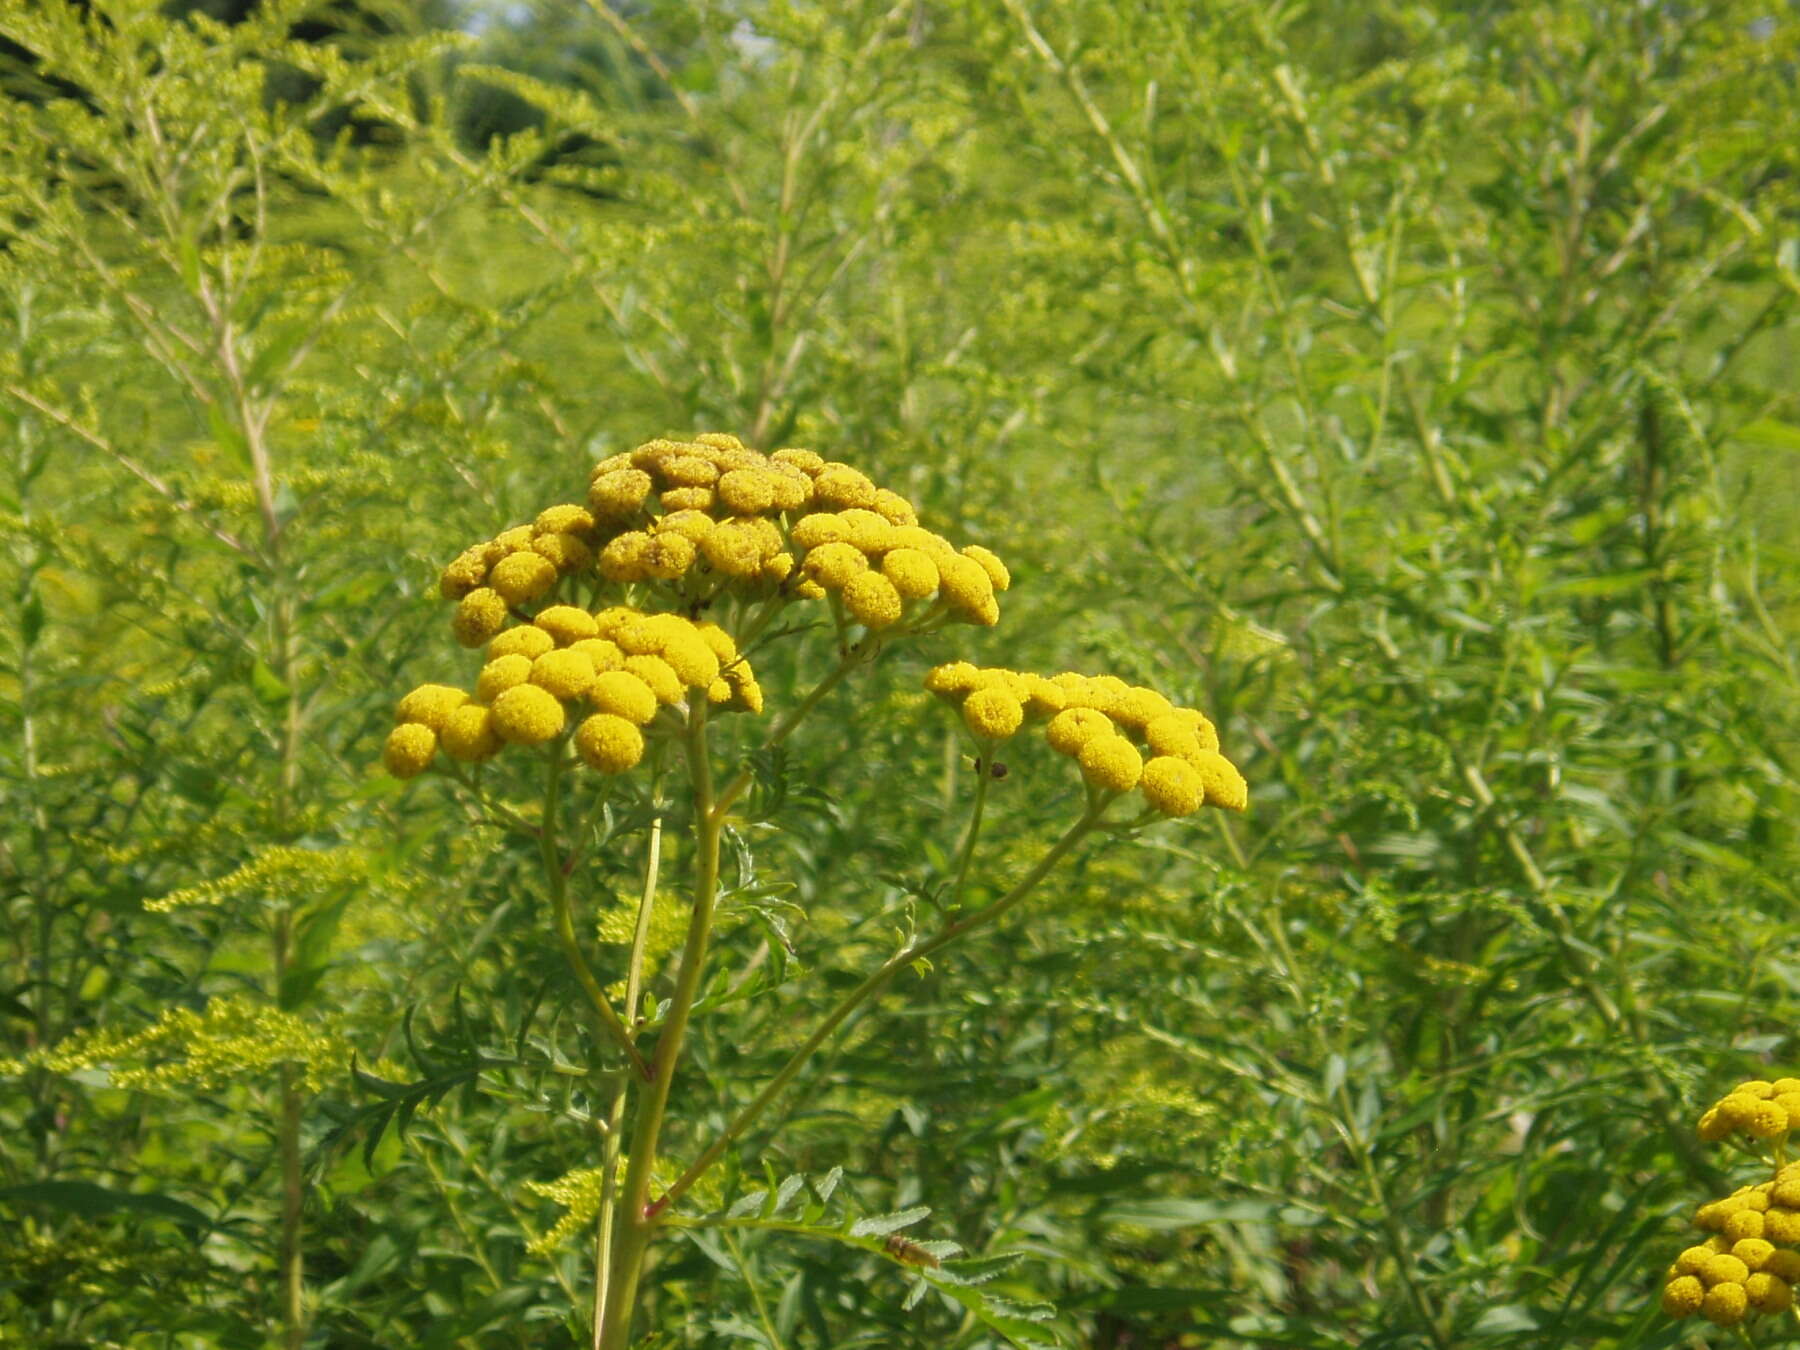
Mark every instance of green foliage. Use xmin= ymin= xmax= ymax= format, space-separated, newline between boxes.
xmin=2 ymin=0 xmax=1798 ymax=1347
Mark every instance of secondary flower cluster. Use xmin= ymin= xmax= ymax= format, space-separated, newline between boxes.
xmin=436 ymin=435 xmax=1007 ymax=647
xmin=924 ymin=664 xmax=1247 ymax=816
xmin=1661 ymin=1079 xmax=1800 ymax=1328
xmin=383 ymin=606 xmax=758 ymax=780
xmin=1699 ymin=1078 xmax=1800 ymax=1143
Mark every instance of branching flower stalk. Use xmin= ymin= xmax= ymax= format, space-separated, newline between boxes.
xmin=381 ymin=433 xmax=1249 ymax=1345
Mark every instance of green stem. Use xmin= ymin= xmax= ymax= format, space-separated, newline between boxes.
xmin=947 ymin=758 xmax=991 ymax=908
xmin=544 ymin=750 xmax=651 ymax=1082
xmin=655 ymin=805 xmax=1104 ymax=1215
xmin=597 ymin=707 xmax=725 ymax=1350
xmin=593 ymin=815 xmax=662 ymax=1349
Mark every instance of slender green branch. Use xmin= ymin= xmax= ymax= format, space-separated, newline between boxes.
xmin=947 ymin=761 xmax=991 ymax=909
xmin=654 ymin=805 xmax=1105 ymax=1215
xmin=543 ymin=751 xmax=651 ymax=1082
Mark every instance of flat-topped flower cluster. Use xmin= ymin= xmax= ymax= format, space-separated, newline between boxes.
xmin=385 ymin=434 xmax=1021 ymax=784
xmin=925 ymin=663 xmax=1247 ymax=816
xmin=383 ymin=606 xmax=756 ymax=779
xmin=383 ymin=433 xmax=1247 ymax=824
xmin=435 ymin=435 xmax=1007 ymax=654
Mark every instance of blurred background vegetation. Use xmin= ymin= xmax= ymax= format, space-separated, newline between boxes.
xmin=2 ymin=0 xmax=1797 ymax=1346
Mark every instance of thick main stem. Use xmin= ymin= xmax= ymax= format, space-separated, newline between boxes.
xmin=596 ymin=710 xmax=724 ymax=1350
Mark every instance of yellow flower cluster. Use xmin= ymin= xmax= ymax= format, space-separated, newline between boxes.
xmin=436 ymin=434 xmax=1008 ymax=645
xmin=0 ymin=995 xmax=353 ymax=1095
xmin=441 ymin=505 xmax=602 ymax=647
xmin=383 ymin=605 xmax=762 ymax=780
xmin=924 ymin=664 xmax=1247 ymax=815
xmin=1699 ymin=1078 xmax=1800 ymax=1144
xmin=1662 ymin=1079 xmax=1800 ymax=1327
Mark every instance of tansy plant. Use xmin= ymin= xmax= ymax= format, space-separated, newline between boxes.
xmin=381 ymin=432 xmax=1248 ymax=1347
xmin=1660 ymin=1080 xmax=1800 ymax=1340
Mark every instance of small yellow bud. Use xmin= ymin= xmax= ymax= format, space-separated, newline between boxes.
xmin=1748 ymin=1100 xmax=1790 ymax=1139
xmin=1660 ymin=1274 xmax=1704 ymax=1317
xmin=843 ymin=571 xmax=903 ymax=629
xmin=871 ymin=488 xmax=917 ymax=526
xmin=383 ymin=723 xmax=437 ymax=778
xmin=961 ymin=544 xmax=1010 ymax=592
xmin=1697 ymin=1107 xmax=1730 ymax=1142
xmin=1723 ymin=1209 xmax=1766 ymax=1242
xmin=589 ymin=671 xmax=659 ymax=725
xmin=1192 ymin=750 xmax=1249 ymax=812
xmin=395 ymin=684 xmax=470 ymax=732
xmin=534 ymin=605 xmax=599 ymax=646
xmin=491 ymin=684 xmax=565 ymax=745
xmin=699 ymin=524 xmax=763 ymax=579
xmin=588 ymin=468 xmax=653 ymax=520
xmin=1701 ymin=1254 xmax=1750 ymax=1287
xmin=440 ymin=703 xmax=502 ymax=762
xmin=624 ymin=654 xmax=683 ymax=705
xmin=962 ymin=688 xmax=1024 ymax=742
xmin=1764 ymin=1206 xmax=1800 ymax=1244
xmin=660 ymin=454 xmax=719 ymax=488
xmin=1021 ymin=675 xmax=1067 ymax=719
xmin=658 ymin=631 xmax=721 ymax=689
xmin=924 ymin=661 xmax=981 ymax=699
xmin=657 ymin=509 xmax=715 ymax=545
xmin=1046 ymin=707 xmax=1114 ymax=757
xmin=1735 ymin=1081 xmax=1778 ymax=1100
xmin=1746 ymin=1271 xmax=1793 ymax=1313
xmin=1172 ymin=707 xmax=1221 ymax=752
xmin=801 ymin=540 xmax=867 ymax=589
xmin=1141 ymin=756 xmax=1205 ymax=816
xmin=838 ymin=509 xmax=896 ymax=555
xmin=767 ymin=466 xmax=812 ymax=511
xmin=535 ymin=504 xmax=595 ymax=536
xmin=1765 ymin=1249 xmax=1800 ymax=1281
xmin=531 ymin=649 xmax=597 ymax=702
xmin=813 ymin=465 xmax=878 ymax=510
xmin=489 ymin=551 xmax=557 ymax=605
xmin=695 ymin=622 xmax=738 ymax=664
xmin=1677 ymin=1245 xmax=1722 ymax=1275
xmin=771 ymin=447 xmax=824 ymax=474
xmin=439 ymin=548 xmax=489 ymax=599
xmin=452 ymin=589 xmax=509 ymax=647
xmin=532 ymin=531 xmax=592 ymax=573
xmin=476 ymin=654 xmax=533 ymax=703
xmin=599 ymin=531 xmax=655 ymax=582
xmin=792 ymin=513 xmax=850 ymax=550
xmin=661 ymin=486 xmax=715 ymax=512
xmin=643 ymin=533 xmax=696 ymax=580
xmin=575 ymin=714 xmax=645 ymax=774
xmin=1701 ymin=1280 xmax=1748 ymax=1326
xmin=1733 ymin=1238 xmax=1775 ymax=1271
xmin=1078 ymin=735 xmax=1143 ymax=793
xmin=1775 ymin=1092 xmax=1800 ymax=1130
xmin=717 ymin=468 xmax=775 ymax=515
xmin=881 ymin=547 xmax=939 ymax=600
xmin=569 ymin=638 xmax=625 ymax=673
xmin=937 ymin=554 xmax=998 ymax=625
xmin=488 ymin=625 xmax=555 ymax=661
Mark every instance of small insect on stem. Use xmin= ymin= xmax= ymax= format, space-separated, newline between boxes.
xmin=883 ymin=1234 xmax=941 ymax=1269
